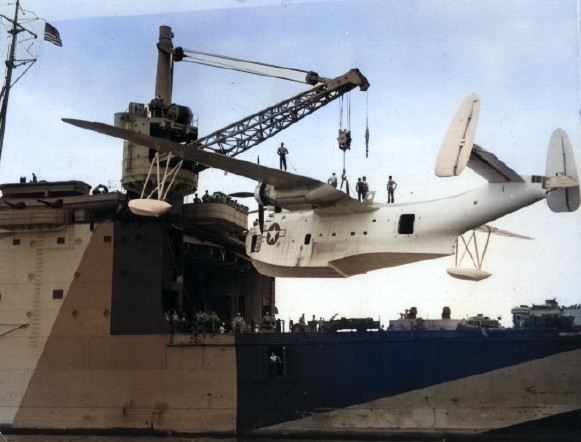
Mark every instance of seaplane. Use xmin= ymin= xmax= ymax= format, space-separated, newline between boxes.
xmin=63 ymin=93 xmax=580 ymax=281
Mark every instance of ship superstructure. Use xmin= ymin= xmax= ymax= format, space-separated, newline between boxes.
xmin=512 ymin=299 xmax=581 ymax=330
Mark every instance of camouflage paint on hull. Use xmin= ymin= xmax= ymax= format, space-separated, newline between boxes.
xmin=0 ymin=222 xmax=97 ymax=425
xmin=3 ymin=222 xmax=238 ymax=434
xmin=251 ymin=349 xmax=581 ymax=437
xmin=234 ymin=331 xmax=581 ymax=438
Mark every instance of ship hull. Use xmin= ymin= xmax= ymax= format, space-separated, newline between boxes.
xmin=3 ymin=332 xmax=580 ymax=438
xmin=3 ymin=313 xmax=581 ymax=438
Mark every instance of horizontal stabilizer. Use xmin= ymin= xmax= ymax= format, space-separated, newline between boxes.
xmin=435 ymin=93 xmax=480 ymax=177
xmin=468 ymin=145 xmax=524 ymax=183
xmin=545 ymin=129 xmax=580 ymax=212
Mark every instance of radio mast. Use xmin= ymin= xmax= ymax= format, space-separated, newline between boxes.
xmin=0 ymin=0 xmax=44 ymax=168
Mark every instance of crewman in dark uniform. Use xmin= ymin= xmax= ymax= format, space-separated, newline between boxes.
xmin=387 ymin=175 xmax=398 ymax=203
xmin=277 ymin=142 xmax=288 ymax=170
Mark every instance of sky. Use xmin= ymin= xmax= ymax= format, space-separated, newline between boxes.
xmin=0 ymin=0 xmax=579 ymax=326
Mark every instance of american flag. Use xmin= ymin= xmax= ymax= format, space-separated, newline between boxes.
xmin=44 ymin=23 xmax=62 ymax=47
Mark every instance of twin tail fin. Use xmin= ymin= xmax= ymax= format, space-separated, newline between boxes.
xmin=435 ymin=95 xmax=579 ymax=213
xmin=545 ymin=128 xmax=580 ymax=212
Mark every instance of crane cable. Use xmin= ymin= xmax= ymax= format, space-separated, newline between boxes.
xmin=365 ymin=91 xmax=370 ymax=158
xmin=338 ymin=95 xmax=351 ymax=195
xmin=179 ymin=48 xmax=314 ymax=84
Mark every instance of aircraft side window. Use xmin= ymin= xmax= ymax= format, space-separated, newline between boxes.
xmin=398 ymin=214 xmax=415 ymax=235
xmin=304 ymin=233 xmax=311 ymax=245
xmin=251 ymin=234 xmax=261 ymax=252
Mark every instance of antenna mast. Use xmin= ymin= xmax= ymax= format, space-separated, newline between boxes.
xmin=0 ymin=0 xmax=22 ymax=164
xmin=0 ymin=0 xmax=39 ymax=168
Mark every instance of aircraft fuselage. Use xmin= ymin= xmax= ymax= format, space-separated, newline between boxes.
xmin=246 ymin=178 xmax=546 ymax=277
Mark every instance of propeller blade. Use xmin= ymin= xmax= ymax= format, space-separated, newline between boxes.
xmin=258 ymin=204 xmax=264 ymax=233
xmin=229 ymin=192 xmax=254 ymax=198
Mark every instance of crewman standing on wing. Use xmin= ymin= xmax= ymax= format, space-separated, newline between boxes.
xmin=277 ymin=142 xmax=289 ymax=170
xmin=387 ymin=175 xmax=397 ymax=203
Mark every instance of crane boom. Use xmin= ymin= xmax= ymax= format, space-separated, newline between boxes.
xmin=116 ymin=27 xmax=370 ymax=198
xmin=191 ymin=69 xmax=369 ymax=162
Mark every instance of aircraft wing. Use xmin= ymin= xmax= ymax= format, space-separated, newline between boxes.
xmin=63 ymin=119 xmax=319 ymax=188
xmin=63 ymin=118 xmax=376 ymax=213
xmin=467 ymin=144 xmax=525 ymax=183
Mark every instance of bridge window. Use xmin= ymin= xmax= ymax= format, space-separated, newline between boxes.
xmin=304 ymin=234 xmax=311 ymax=245
xmin=398 ymin=214 xmax=415 ymax=234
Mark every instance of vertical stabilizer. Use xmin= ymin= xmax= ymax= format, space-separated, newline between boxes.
xmin=545 ymin=129 xmax=580 ymax=212
xmin=435 ymin=93 xmax=480 ymax=177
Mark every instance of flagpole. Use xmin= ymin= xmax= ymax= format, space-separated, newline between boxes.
xmin=0 ymin=0 xmax=21 ymax=168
